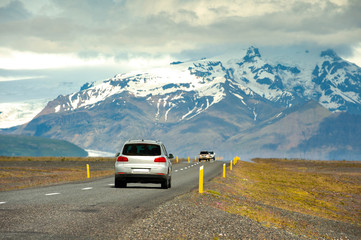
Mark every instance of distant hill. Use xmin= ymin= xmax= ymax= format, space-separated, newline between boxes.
xmin=0 ymin=134 xmax=88 ymax=157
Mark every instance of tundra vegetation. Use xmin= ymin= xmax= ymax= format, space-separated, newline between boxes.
xmin=0 ymin=156 xmax=114 ymax=191
xmin=192 ymin=158 xmax=361 ymax=238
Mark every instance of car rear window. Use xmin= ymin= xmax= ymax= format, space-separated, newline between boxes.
xmin=200 ymin=151 xmax=209 ymax=154
xmin=122 ymin=144 xmax=161 ymax=156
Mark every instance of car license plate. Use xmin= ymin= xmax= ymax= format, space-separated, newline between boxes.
xmin=132 ymin=168 xmax=150 ymax=173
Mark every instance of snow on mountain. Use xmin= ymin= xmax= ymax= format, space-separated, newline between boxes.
xmin=2 ymin=46 xmax=360 ymax=131
xmin=43 ymin=63 xmax=232 ymax=122
xmin=0 ymin=100 xmax=48 ymax=128
xmin=42 ymin=46 xmax=361 ymax=125
xmin=228 ymin=47 xmax=300 ymax=106
xmin=311 ymin=49 xmax=361 ymax=112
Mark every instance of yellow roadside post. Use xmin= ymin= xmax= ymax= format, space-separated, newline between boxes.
xmin=230 ymin=160 xmax=233 ymax=171
xmin=195 ymin=156 xmax=197 ymax=162
xmin=223 ymin=163 xmax=226 ymax=178
xmin=188 ymin=157 xmax=190 ymax=163
xmin=176 ymin=156 xmax=178 ymax=163
xmin=86 ymin=164 xmax=90 ymax=178
xmin=199 ymin=165 xmax=204 ymax=193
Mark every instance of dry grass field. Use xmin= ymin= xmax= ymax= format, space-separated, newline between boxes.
xmin=192 ymin=158 xmax=361 ymax=238
xmin=0 ymin=156 xmax=115 ymax=191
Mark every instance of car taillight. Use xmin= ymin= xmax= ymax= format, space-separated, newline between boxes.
xmin=154 ymin=157 xmax=166 ymax=162
xmin=117 ymin=156 xmax=128 ymax=162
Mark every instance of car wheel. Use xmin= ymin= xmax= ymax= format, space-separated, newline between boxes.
xmin=167 ymin=176 xmax=172 ymax=189
xmin=161 ymin=180 xmax=168 ymax=189
xmin=115 ymin=178 xmax=127 ymax=188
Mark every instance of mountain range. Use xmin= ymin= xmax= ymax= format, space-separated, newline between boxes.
xmin=2 ymin=47 xmax=361 ymax=160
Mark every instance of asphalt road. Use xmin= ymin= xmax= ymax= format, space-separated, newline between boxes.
xmin=0 ymin=160 xmax=224 ymax=239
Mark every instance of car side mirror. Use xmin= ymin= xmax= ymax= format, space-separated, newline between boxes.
xmin=168 ymin=154 xmax=174 ymax=159
xmin=115 ymin=152 xmax=120 ymax=157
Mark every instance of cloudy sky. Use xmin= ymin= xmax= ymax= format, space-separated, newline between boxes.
xmin=1 ymin=0 xmax=361 ymax=72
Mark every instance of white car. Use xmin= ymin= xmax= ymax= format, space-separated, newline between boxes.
xmin=115 ymin=140 xmax=173 ymax=188
xmin=199 ymin=150 xmax=215 ymax=161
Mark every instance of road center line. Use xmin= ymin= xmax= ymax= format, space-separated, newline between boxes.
xmin=45 ymin=193 xmax=60 ymax=196
xmin=0 ymin=202 xmax=6 ymax=204
xmin=82 ymin=187 xmax=93 ymax=190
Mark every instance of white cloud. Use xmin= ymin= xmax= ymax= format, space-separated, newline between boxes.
xmin=344 ymin=44 xmax=361 ymax=67
xmin=0 ymin=47 xmax=175 ymax=71
xmin=0 ymin=0 xmax=360 ymax=70
xmin=0 ymin=47 xmax=116 ymax=70
xmin=0 ymin=75 xmax=45 ymax=82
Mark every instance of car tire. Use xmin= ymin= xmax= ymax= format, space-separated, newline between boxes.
xmin=167 ymin=176 xmax=172 ymax=189
xmin=161 ymin=180 xmax=168 ymax=189
xmin=115 ymin=178 xmax=127 ymax=188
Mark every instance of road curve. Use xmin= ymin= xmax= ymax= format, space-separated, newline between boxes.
xmin=0 ymin=160 xmax=224 ymax=239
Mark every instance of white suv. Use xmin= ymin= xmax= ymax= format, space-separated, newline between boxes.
xmin=115 ymin=140 xmax=173 ymax=189
xmin=199 ymin=151 xmax=215 ymax=161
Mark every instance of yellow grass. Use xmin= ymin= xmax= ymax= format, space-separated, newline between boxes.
xmin=0 ymin=157 xmax=114 ymax=191
xmin=193 ymin=158 xmax=361 ymax=238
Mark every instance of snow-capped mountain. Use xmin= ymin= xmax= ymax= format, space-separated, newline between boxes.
xmin=38 ymin=46 xmax=361 ymax=120
xmin=311 ymin=49 xmax=361 ymax=112
xmin=5 ymin=47 xmax=361 ymax=160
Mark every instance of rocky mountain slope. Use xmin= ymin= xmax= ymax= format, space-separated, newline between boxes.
xmin=5 ymin=47 xmax=361 ymax=160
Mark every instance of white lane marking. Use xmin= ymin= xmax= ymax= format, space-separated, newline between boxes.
xmin=180 ymin=168 xmax=184 ymax=171
xmin=108 ymin=183 xmax=114 ymax=186
xmin=82 ymin=187 xmax=93 ymax=190
xmin=0 ymin=202 xmax=6 ymax=204
xmin=175 ymin=170 xmax=178 ymax=172
xmin=45 ymin=193 xmax=60 ymax=196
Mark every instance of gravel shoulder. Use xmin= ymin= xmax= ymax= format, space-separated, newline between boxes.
xmin=121 ymin=193 xmax=306 ymax=240
xmin=120 ymin=190 xmax=360 ymax=240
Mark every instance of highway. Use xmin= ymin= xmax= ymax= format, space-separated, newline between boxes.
xmin=0 ymin=160 xmax=224 ymax=239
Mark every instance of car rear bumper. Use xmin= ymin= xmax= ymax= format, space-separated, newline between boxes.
xmin=115 ymin=173 xmax=168 ymax=183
